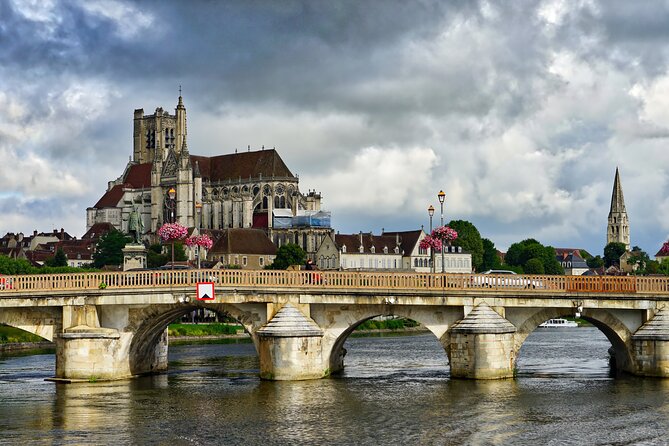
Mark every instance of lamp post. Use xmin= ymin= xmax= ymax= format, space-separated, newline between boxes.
xmin=438 ymin=190 xmax=445 ymax=273
xmin=167 ymin=187 xmax=176 ymax=223
xmin=428 ymin=205 xmax=435 ymax=273
xmin=195 ymin=202 xmax=202 ymax=269
xmin=168 ymin=187 xmax=176 ymax=268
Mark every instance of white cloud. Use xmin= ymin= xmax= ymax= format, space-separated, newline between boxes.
xmin=79 ymin=0 xmax=154 ymax=39
xmin=302 ymin=146 xmax=438 ymax=216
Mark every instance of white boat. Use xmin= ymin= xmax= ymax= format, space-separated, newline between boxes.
xmin=539 ymin=318 xmax=578 ymax=328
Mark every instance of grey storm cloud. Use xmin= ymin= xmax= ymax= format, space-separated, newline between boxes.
xmin=3 ymin=0 xmax=669 ymax=255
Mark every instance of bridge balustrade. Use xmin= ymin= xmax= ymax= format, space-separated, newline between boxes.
xmin=0 ymin=270 xmax=668 ymax=295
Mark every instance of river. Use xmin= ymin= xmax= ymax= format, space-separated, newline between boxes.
xmin=1 ymin=327 xmax=668 ymax=445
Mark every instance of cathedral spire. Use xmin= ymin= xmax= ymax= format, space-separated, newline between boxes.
xmin=607 ymin=167 xmax=630 ymax=251
xmin=610 ymin=167 xmax=626 ymax=214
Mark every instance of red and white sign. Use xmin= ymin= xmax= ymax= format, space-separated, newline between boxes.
xmin=196 ymin=282 xmax=215 ymax=300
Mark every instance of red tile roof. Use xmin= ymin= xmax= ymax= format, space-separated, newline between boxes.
xmin=93 ymin=184 xmax=125 ymax=209
xmin=208 ymin=228 xmax=276 ymax=255
xmin=191 ymin=149 xmax=294 ymax=182
xmin=82 ymin=222 xmax=116 ymax=240
xmin=124 ymin=163 xmax=152 ymax=188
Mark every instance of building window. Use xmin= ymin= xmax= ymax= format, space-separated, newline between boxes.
xmin=242 ymin=256 xmax=248 ymax=266
xmin=259 ymin=257 xmax=264 ymax=267
xmin=342 ymin=245 xmax=346 ymax=253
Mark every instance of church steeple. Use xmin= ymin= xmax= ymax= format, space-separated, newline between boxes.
xmin=607 ymin=167 xmax=630 ymax=250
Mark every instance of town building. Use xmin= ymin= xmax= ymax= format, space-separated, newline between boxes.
xmin=607 ymin=167 xmax=630 ymax=251
xmin=314 ymin=229 xmax=472 ymax=273
xmin=654 ymin=241 xmax=669 ymax=263
xmin=554 ymin=248 xmax=589 ymax=276
xmin=205 ymin=228 xmax=276 ymax=269
xmin=86 ymin=95 xmax=332 ymax=257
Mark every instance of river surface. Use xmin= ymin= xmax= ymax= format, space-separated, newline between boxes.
xmin=1 ymin=327 xmax=668 ymax=445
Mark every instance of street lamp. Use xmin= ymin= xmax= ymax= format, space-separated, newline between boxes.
xmin=168 ymin=187 xmax=176 ymax=223
xmin=438 ymin=190 xmax=445 ymax=273
xmin=428 ymin=205 xmax=435 ymax=273
xmin=195 ymin=202 xmax=202 ymax=269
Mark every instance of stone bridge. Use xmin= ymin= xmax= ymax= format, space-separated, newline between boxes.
xmin=1 ymin=270 xmax=668 ymax=381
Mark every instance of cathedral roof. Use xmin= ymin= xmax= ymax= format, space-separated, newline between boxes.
xmin=93 ymin=184 xmax=125 ymax=209
xmin=191 ymin=149 xmax=294 ymax=182
xmin=124 ymin=163 xmax=152 ymax=188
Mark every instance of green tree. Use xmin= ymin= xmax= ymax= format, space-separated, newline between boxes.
xmin=524 ymin=258 xmax=545 ymax=274
xmin=45 ymin=248 xmax=68 ymax=267
xmin=603 ymin=242 xmax=627 ymax=267
xmin=268 ymin=243 xmax=306 ymax=270
xmin=505 ymin=238 xmax=563 ymax=275
xmin=586 ymin=255 xmax=604 ymax=268
xmin=447 ymin=220 xmax=484 ymax=271
xmin=646 ymin=260 xmax=659 ymax=275
xmin=658 ymin=258 xmax=669 ymax=276
xmin=480 ymin=238 xmax=501 ymax=272
xmin=626 ymin=247 xmax=650 ymax=275
xmin=0 ymin=256 xmax=35 ymax=275
xmin=93 ymin=229 xmax=131 ymax=268
xmin=148 ymin=242 xmax=187 ymax=268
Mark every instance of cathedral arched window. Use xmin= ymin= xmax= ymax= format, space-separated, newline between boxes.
xmin=274 ymin=196 xmax=280 ymax=208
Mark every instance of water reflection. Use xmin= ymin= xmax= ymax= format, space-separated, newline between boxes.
xmin=0 ymin=330 xmax=668 ymax=444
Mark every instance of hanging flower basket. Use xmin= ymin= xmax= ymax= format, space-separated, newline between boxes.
xmin=420 ymin=226 xmax=458 ymax=251
xmin=157 ymin=223 xmax=188 ymax=242
xmin=185 ymin=234 xmax=213 ymax=250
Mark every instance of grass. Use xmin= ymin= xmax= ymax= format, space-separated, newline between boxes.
xmin=0 ymin=325 xmax=45 ymax=343
xmin=356 ymin=318 xmax=420 ymax=331
xmin=167 ymin=323 xmax=242 ymax=337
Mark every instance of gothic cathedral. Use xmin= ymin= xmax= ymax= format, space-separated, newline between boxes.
xmin=87 ymin=95 xmax=332 ymax=255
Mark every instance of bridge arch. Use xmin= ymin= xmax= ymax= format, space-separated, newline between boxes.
xmin=513 ymin=308 xmax=635 ymax=373
xmin=127 ymin=302 xmax=263 ymax=376
xmin=313 ymin=304 xmax=460 ymax=374
xmin=0 ymin=308 xmax=59 ymax=342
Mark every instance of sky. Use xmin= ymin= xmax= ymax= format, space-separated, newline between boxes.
xmin=2 ymin=0 xmax=669 ymax=256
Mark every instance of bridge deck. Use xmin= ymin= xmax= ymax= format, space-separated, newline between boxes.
xmin=0 ymin=270 xmax=667 ymax=295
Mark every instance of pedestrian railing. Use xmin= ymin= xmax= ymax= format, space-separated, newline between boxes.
xmin=0 ymin=270 xmax=668 ymax=295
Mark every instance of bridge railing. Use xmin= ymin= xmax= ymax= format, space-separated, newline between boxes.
xmin=1 ymin=269 xmax=669 ymax=294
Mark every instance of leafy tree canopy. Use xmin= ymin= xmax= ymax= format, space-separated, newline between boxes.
xmin=586 ymin=255 xmax=604 ymax=268
xmin=505 ymin=238 xmax=563 ymax=275
xmin=45 ymin=248 xmax=68 ymax=267
xmin=94 ymin=229 xmax=131 ymax=268
xmin=446 ymin=220 xmax=484 ymax=271
xmin=0 ymin=255 xmax=97 ymax=275
xmin=603 ymin=242 xmax=627 ymax=268
xmin=524 ymin=257 xmax=545 ymax=274
xmin=148 ymin=242 xmax=187 ymax=268
xmin=268 ymin=243 xmax=306 ymax=270
xmin=480 ymin=238 xmax=501 ymax=272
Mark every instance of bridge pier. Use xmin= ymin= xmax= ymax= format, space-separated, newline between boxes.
xmin=257 ymin=304 xmax=328 ymax=380
xmin=448 ymin=303 xmax=517 ymax=379
xmin=632 ymin=309 xmax=669 ymax=377
xmin=54 ymin=304 xmax=169 ymax=381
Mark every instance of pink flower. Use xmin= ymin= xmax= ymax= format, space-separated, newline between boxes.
xmin=419 ymin=234 xmax=442 ymax=251
xmin=185 ymin=234 xmax=213 ymax=250
xmin=431 ymin=226 xmax=458 ymax=242
xmin=157 ymin=223 xmax=188 ymax=242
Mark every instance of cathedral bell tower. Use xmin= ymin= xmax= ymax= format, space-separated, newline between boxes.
xmin=607 ymin=167 xmax=630 ymax=251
